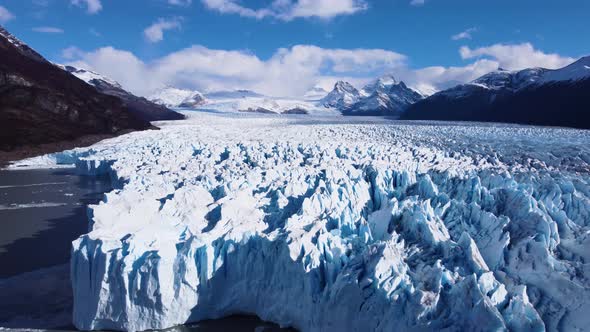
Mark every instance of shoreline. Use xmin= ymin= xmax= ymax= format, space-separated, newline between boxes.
xmin=0 ymin=134 xmax=115 ymax=169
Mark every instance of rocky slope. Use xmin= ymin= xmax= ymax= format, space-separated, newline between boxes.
xmin=0 ymin=26 xmax=151 ymax=151
xmin=403 ymin=57 xmax=590 ymax=129
xmin=61 ymin=66 xmax=184 ymax=121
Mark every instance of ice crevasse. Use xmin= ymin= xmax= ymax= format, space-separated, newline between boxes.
xmin=16 ymin=115 xmax=590 ymax=332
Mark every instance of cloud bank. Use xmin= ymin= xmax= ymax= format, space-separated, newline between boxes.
xmin=63 ymin=42 xmax=576 ymax=97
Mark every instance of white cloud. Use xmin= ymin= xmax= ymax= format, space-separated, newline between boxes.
xmin=168 ymin=0 xmax=192 ymax=6
xmin=0 ymin=5 xmax=15 ymax=23
xmin=62 ymin=42 xmax=576 ymax=98
xmin=286 ymin=0 xmax=368 ymax=19
xmin=201 ymin=0 xmax=367 ymax=21
xmin=405 ymin=59 xmax=500 ymax=92
xmin=64 ymin=44 xmax=406 ymax=97
xmin=32 ymin=26 xmax=64 ymax=33
xmin=410 ymin=0 xmax=425 ymax=6
xmin=71 ymin=0 xmax=102 ymax=14
xmin=143 ymin=17 xmax=183 ymax=43
xmin=452 ymin=27 xmax=477 ymax=41
xmin=460 ymin=43 xmax=575 ymax=70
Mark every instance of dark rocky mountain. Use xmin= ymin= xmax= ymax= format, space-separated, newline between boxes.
xmin=0 ymin=26 xmax=151 ymax=151
xmin=61 ymin=65 xmax=184 ymax=121
xmin=403 ymin=78 xmax=590 ymax=129
xmin=402 ymin=57 xmax=590 ymax=129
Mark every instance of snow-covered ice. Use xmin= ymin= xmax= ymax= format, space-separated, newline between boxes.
xmin=11 ymin=113 xmax=590 ymax=332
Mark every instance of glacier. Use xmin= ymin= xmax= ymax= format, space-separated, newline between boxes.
xmin=11 ymin=113 xmax=590 ymax=332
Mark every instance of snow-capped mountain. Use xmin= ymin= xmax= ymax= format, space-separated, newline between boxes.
xmin=327 ymin=76 xmax=424 ymax=116
xmin=542 ymin=55 xmax=590 ymax=83
xmin=59 ymin=65 xmax=184 ymax=121
xmin=149 ymin=87 xmax=206 ymax=109
xmin=403 ymin=56 xmax=590 ymax=128
xmin=360 ymin=74 xmax=399 ymax=96
xmin=59 ymin=65 xmax=122 ymax=89
xmin=321 ymin=81 xmax=361 ymax=108
xmin=439 ymin=56 xmax=590 ymax=98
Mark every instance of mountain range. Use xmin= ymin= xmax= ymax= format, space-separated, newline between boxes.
xmin=322 ymin=75 xmax=426 ymax=116
xmin=402 ymin=57 xmax=590 ymax=129
xmin=2 ymin=22 xmax=588 ymax=151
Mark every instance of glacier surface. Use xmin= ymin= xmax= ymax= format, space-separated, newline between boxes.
xmin=12 ymin=113 xmax=590 ymax=332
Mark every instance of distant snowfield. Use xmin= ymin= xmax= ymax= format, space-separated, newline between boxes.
xmin=11 ymin=113 xmax=590 ymax=332
xmin=196 ymin=96 xmax=338 ymax=115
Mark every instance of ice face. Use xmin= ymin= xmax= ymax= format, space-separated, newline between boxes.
xmin=13 ymin=114 xmax=590 ymax=332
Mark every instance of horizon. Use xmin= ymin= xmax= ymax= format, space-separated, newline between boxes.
xmin=0 ymin=0 xmax=589 ymax=97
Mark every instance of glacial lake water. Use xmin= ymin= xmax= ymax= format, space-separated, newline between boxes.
xmin=0 ymin=167 xmax=294 ymax=331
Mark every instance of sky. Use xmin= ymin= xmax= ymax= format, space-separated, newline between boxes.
xmin=0 ymin=0 xmax=589 ymax=97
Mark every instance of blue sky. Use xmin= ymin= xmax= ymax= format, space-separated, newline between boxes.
xmin=1 ymin=0 xmax=588 ymax=97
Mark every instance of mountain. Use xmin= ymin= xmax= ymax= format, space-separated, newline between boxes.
xmin=321 ymin=81 xmax=361 ymax=109
xmin=0 ymin=26 xmax=150 ymax=151
xmin=360 ymin=74 xmax=398 ymax=96
xmin=342 ymin=75 xmax=424 ymax=116
xmin=303 ymin=85 xmax=329 ymax=101
xmin=150 ymin=87 xmax=206 ymax=109
xmin=61 ymin=66 xmax=184 ymax=121
xmin=402 ymin=56 xmax=590 ymax=129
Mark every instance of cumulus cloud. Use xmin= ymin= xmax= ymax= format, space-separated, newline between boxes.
xmin=460 ymin=43 xmax=575 ymax=70
xmin=0 ymin=5 xmax=15 ymax=23
xmin=404 ymin=59 xmax=500 ymax=93
xmin=71 ymin=0 xmax=102 ymax=14
xmin=201 ymin=0 xmax=367 ymax=21
xmin=32 ymin=26 xmax=64 ymax=33
xmin=62 ymin=42 xmax=575 ymax=98
xmin=143 ymin=17 xmax=183 ymax=43
xmin=64 ymin=44 xmax=406 ymax=97
xmin=451 ymin=27 xmax=477 ymax=41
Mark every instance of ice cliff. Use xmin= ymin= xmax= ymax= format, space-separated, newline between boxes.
xmin=13 ymin=114 xmax=590 ymax=332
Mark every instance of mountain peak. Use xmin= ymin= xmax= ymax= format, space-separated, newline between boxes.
xmin=361 ymin=74 xmax=401 ymax=96
xmin=0 ymin=25 xmax=47 ymax=63
xmin=376 ymin=74 xmax=397 ymax=85
xmin=321 ymin=81 xmax=360 ymax=108
xmin=334 ymin=81 xmax=356 ymax=91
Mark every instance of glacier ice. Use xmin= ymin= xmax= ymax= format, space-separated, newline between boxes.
xmin=12 ymin=113 xmax=590 ymax=332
